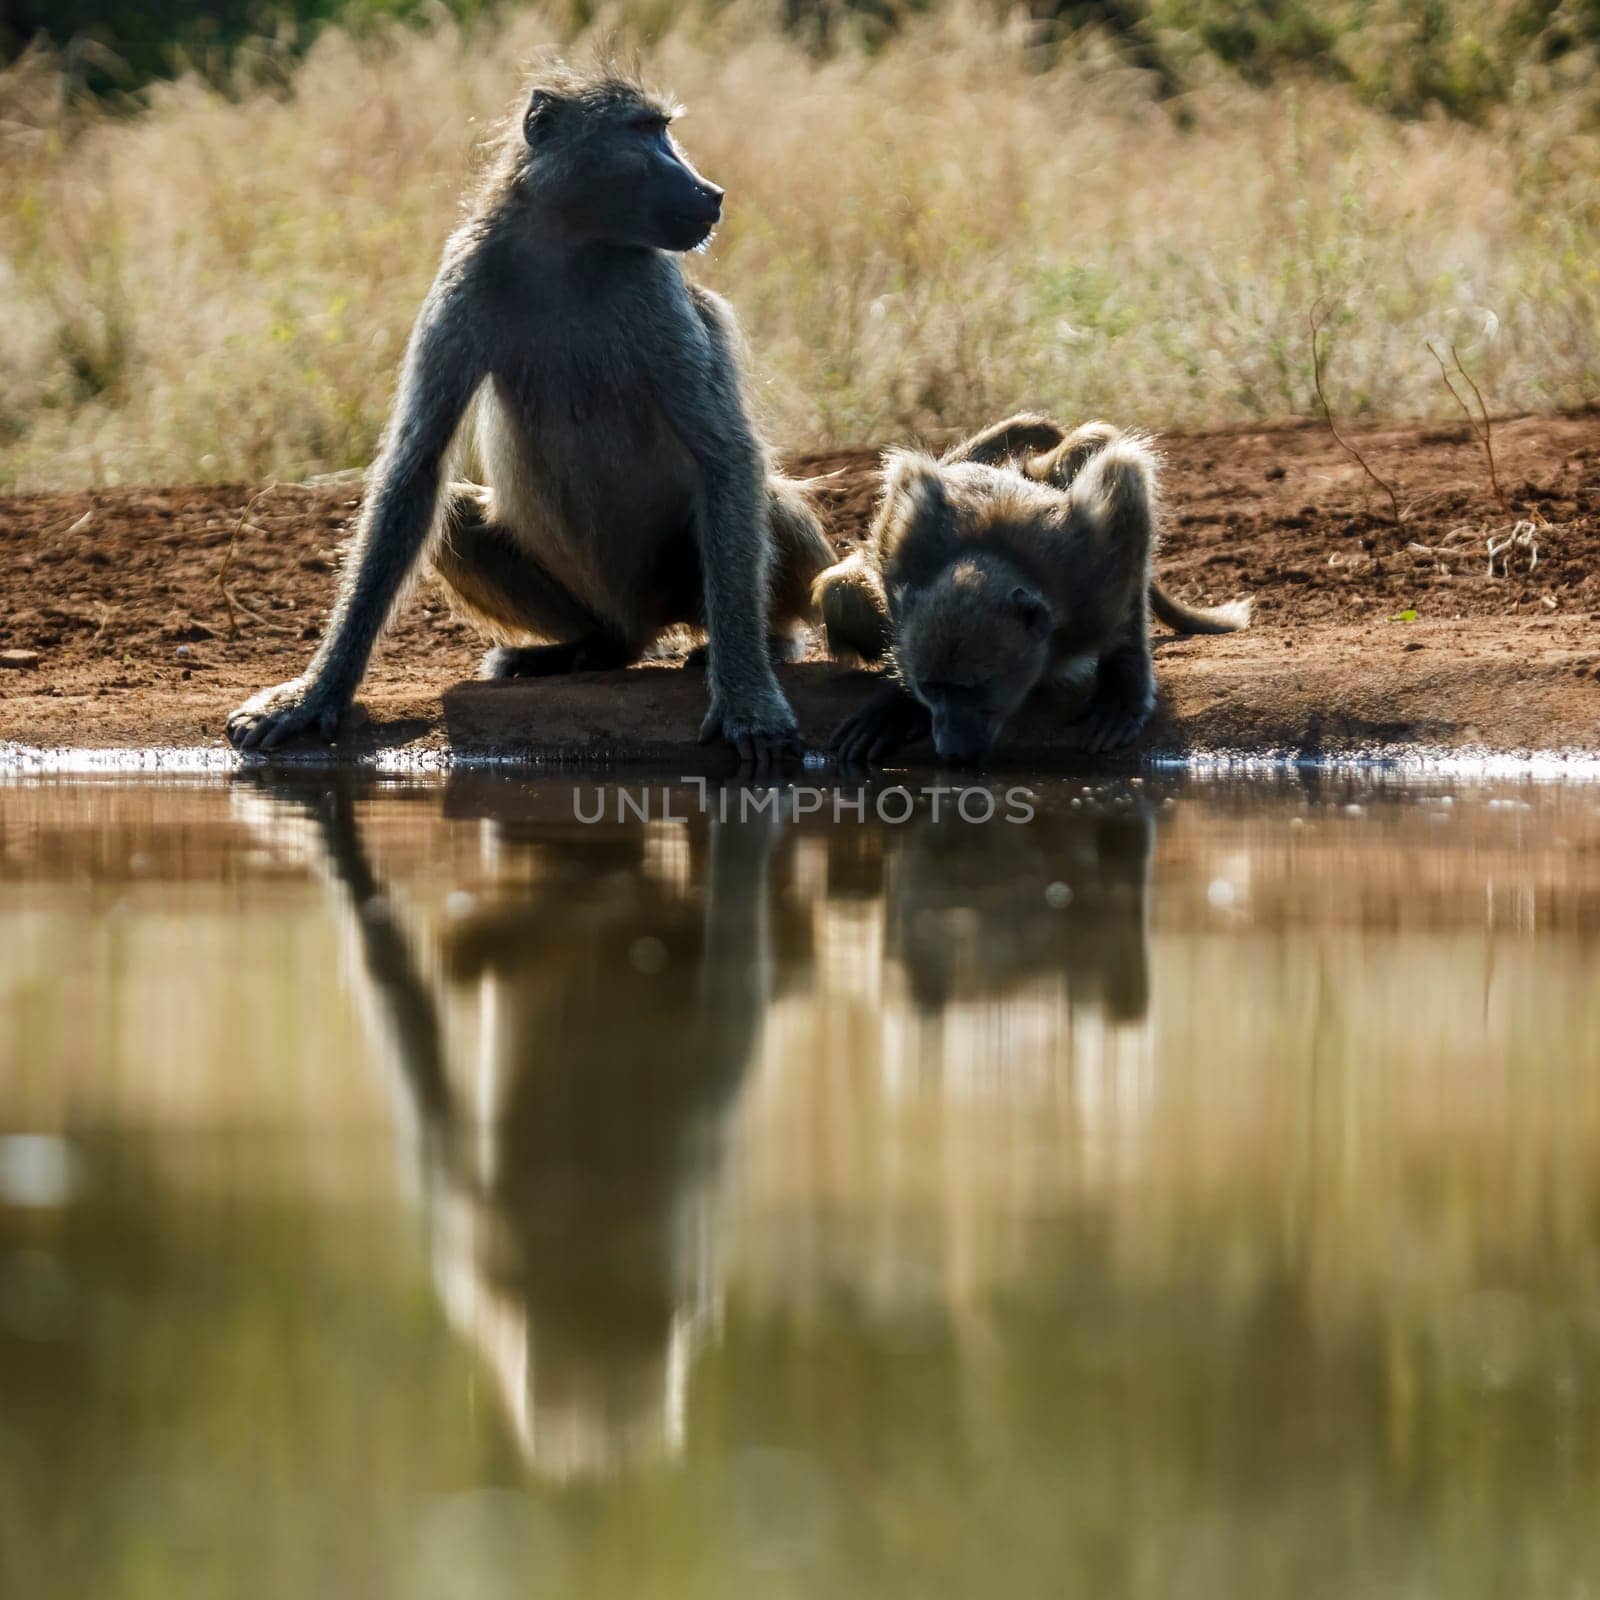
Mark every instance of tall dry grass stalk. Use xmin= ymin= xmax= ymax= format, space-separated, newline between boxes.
xmin=2 ymin=2 xmax=1597 ymax=487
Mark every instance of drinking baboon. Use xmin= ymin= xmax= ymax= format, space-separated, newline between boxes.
xmin=883 ymin=797 xmax=1154 ymax=1023
xmin=816 ymin=415 xmax=1250 ymax=765
xmin=226 ymin=67 xmax=830 ymax=773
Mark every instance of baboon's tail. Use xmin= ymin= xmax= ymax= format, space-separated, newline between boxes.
xmin=1148 ymin=582 xmax=1252 ymax=634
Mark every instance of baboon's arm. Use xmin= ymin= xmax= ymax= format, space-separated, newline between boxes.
xmin=696 ymin=812 xmax=782 ymax=1065
xmin=672 ymin=288 xmax=800 ymax=769
xmin=245 ymin=776 xmax=457 ymax=1152
xmin=1070 ymin=606 xmax=1157 ymax=754
xmin=305 ymin=780 xmax=456 ymax=1137
xmin=309 ymin=291 xmax=486 ymax=705
xmin=942 ymin=413 xmax=1068 ymax=468
xmin=228 ymin=284 xmax=484 ymax=750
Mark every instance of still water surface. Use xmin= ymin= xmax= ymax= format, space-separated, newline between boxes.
xmin=1 ymin=771 xmax=1598 ymax=1598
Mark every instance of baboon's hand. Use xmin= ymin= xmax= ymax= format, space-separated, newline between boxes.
xmin=1069 ymin=695 xmax=1152 ymax=755
xmin=829 ymin=688 xmax=931 ymax=767
xmin=698 ymin=690 xmax=804 ymax=779
xmin=226 ymin=677 xmax=346 ymax=753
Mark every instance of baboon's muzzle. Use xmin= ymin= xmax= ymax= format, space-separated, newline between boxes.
xmin=663 ymin=183 xmax=724 ymax=251
xmin=931 ymin=708 xmax=996 ymax=768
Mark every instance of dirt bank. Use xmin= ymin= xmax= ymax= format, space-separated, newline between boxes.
xmin=2 ymin=415 xmax=1598 ymax=768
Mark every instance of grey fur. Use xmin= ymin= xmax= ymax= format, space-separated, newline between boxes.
xmin=226 ymin=66 xmax=830 ymax=772
xmin=816 ymin=414 xmax=1251 ymax=765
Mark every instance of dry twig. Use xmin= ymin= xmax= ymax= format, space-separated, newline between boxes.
xmin=219 ymin=482 xmax=279 ymax=638
xmin=1309 ymin=303 xmax=1403 ymax=526
xmin=1406 ymin=519 xmax=1543 ymax=577
xmin=1405 ymin=525 xmax=1478 ymax=563
xmin=1426 ymin=342 xmax=1510 ymax=517
xmin=1486 ymin=521 xmax=1540 ymax=577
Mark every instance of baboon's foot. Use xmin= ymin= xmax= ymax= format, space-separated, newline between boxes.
xmin=684 ymin=631 xmax=807 ymax=669
xmin=830 ymin=686 xmax=932 ymax=766
xmin=1067 ymin=692 xmax=1154 ymax=755
xmin=479 ymin=636 xmax=634 ymax=679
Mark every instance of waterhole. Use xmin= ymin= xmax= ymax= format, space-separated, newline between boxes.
xmin=2 ymin=772 xmax=1597 ymax=1596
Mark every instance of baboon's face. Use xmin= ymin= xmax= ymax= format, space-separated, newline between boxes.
xmin=523 ymin=85 xmax=724 ymax=252
xmin=897 ymin=566 xmax=1053 ymax=766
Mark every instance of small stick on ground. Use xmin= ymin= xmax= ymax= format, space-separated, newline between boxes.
xmin=1427 ymin=342 xmax=1510 ymax=518
xmin=219 ymin=482 xmax=278 ymax=638
xmin=1405 ymin=525 xmax=1478 ymax=563
xmin=1309 ymin=304 xmax=1403 ymax=527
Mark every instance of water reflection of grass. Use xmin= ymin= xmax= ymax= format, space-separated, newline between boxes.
xmin=3 ymin=1164 xmax=1595 ymax=1596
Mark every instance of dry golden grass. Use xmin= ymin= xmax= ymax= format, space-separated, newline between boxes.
xmin=1 ymin=2 xmax=1597 ymax=487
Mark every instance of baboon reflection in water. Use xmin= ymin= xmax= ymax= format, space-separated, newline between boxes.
xmin=243 ymin=777 xmax=1155 ymax=1478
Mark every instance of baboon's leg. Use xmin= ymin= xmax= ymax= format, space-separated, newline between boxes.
xmin=684 ymin=634 xmax=807 ymax=668
xmin=683 ymin=478 xmax=832 ymax=667
xmin=1070 ymin=610 xmax=1156 ymax=755
xmin=430 ymin=485 xmax=637 ymax=678
xmin=684 ymin=630 xmax=812 ymax=668
xmin=768 ymin=477 xmax=835 ymax=625
xmin=480 ymin=638 xmax=637 ymax=679
xmin=942 ymin=413 xmax=1069 ymax=468
xmin=1034 ymin=421 xmax=1122 ymax=489
xmin=813 ymin=551 xmax=893 ymax=662
xmin=1094 ymin=812 xmax=1153 ymax=1022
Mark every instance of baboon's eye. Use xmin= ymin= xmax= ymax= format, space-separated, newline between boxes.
xmin=629 ymin=114 xmax=670 ymax=135
xmin=523 ymin=91 xmax=556 ymax=142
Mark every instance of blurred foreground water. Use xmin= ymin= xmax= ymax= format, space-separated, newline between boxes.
xmin=2 ymin=771 xmax=1598 ymax=1598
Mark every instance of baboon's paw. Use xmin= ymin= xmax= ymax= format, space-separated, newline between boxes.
xmin=226 ymin=678 xmax=344 ymax=753
xmin=829 ymin=690 xmax=931 ymax=767
xmin=1069 ymin=697 xmax=1151 ymax=755
xmin=699 ymin=691 xmax=804 ymax=779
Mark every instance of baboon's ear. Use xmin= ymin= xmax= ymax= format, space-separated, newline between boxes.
xmin=523 ymin=90 xmax=556 ymax=143
xmin=1010 ymin=586 xmax=1051 ymax=638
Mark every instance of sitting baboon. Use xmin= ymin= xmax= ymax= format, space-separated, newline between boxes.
xmin=226 ymin=66 xmax=831 ymax=772
xmin=240 ymin=772 xmax=806 ymax=1478
xmin=816 ymin=414 xmax=1250 ymax=765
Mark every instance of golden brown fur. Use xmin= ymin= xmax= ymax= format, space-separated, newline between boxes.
xmin=817 ymin=414 xmax=1250 ymax=764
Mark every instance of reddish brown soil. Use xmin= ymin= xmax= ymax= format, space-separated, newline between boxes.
xmin=2 ymin=415 xmax=1598 ymax=766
